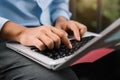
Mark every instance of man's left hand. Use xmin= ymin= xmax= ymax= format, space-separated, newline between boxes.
xmin=55 ymin=16 xmax=87 ymax=41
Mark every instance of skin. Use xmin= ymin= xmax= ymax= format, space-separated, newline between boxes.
xmin=0 ymin=16 xmax=87 ymax=51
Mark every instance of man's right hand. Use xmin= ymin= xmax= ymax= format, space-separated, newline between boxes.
xmin=0 ymin=21 xmax=72 ymax=51
xmin=19 ymin=26 xmax=72 ymax=51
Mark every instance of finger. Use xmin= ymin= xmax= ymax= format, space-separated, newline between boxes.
xmin=51 ymin=27 xmax=68 ymax=37
xmin=38 ymin=33 xmax=54 ymax=49
xmin=51 ymin=28 xmax=72 ymax=49
xmin=33 ymin=39 xmax=46 ymax=51
xmin=67 ymin=23 xmax=81 ymax=41
xmin=46 ymin=30 xmax=61 ymax=48
xmin=75 ymin=22 xmax=87 ymax=36
xmin=61 ymin=35 xmax=72 ymax=49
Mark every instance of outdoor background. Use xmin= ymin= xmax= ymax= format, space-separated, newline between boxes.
xmin=70 ymin=0 xmax=120 ymax=33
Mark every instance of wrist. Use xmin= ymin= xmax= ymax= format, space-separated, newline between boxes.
xmin=55 ymin=16 xmax=68 ymax=27
xmin=56 ymin=16 xmax=68 ymax=23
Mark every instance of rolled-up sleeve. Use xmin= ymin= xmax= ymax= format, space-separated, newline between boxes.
xmin=0 ymin=17 xmax=9 ymax=31
xmin=50 ymin=0 xmax=72 ymax=23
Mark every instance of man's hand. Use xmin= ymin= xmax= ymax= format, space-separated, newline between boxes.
xmin=0 ymin=21 xmax=72 ymax=51
xmin=19 ymin=26 xmax=72 ymax=51
xmin=55 ymin=16 xmax=87 ymax=41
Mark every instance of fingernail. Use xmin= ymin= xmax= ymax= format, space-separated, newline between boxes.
xmin=69 ymin=43 xmax=72 ymax=49
xmin=77 ymin=37 xmax=81 ymax=41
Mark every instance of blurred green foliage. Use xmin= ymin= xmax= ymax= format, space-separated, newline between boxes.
xmin=75 ymin=0 xmax=120 ymax=33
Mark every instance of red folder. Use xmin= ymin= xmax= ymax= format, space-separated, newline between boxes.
xmin=71 ymin=47 xmax=114 ymax=66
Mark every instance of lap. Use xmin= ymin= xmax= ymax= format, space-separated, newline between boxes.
xmin=1 ymin=41 xmax=120 ymax=80
xmin=0 ymin=42 xmax=79 ymax=80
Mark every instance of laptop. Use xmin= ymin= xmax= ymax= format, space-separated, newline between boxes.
xmin=6 ymin=18 xmax=120 ymax=70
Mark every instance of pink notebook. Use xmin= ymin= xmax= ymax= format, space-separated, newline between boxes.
xmin=71 ymin=47 xmax=114 ymax=66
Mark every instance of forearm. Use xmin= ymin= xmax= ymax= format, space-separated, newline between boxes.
xmin=0 ymin=21 xmax=27 ymax=42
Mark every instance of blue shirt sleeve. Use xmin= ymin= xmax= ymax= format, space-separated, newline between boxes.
xmin=0 ymin=17 xmax=9 ymax=31
xmin=0 ymin=0 xmax=72 ymax=30
xmin=50 ymin=0 xmax=72 ymax=23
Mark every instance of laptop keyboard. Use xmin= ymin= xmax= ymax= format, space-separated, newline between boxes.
xmin=30 ymin=36 xmax=95 ymax=60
